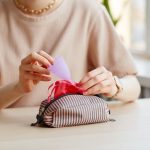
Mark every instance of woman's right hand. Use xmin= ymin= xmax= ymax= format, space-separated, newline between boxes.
xmin=16 ymin=51 xmax=54 ymax=94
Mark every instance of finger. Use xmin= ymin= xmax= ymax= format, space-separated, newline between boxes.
xmin=99 ymin=79 xmax=112 ymax=87
xmin=31 ymin=73 xmax=52 ymax=79
xmin=84 ymin=79 xmax=111 ymax=95
xmin=39 ymin=50 xmax=54 ymax=65
xmin=81 ymin=73 xmax=107 ymax=90
xmin=21 ymin=52 xmax=50 ymax=67
xmin=80 ymin=67 xmax=106 ymax=84
xmin=20 ymin=64 xmax=50 ymax=75
xmin=94 ymin=86 xmax=112 ymax=95
xmin=24 ymin=72 xmax=51 ymax=81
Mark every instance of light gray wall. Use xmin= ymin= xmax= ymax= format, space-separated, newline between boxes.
xmin=146 ymin=0 xmax=150 ymax=54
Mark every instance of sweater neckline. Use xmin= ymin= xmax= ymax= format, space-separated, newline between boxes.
xmin=10 ymin=0 xmax=66 ymax=23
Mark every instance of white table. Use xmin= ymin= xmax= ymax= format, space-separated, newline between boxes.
xmin=0 ymin=99 xmax=150 ymax=150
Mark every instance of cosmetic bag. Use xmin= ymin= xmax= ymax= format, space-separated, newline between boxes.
xmin=32 ymin=80 xmax=110 ymax=128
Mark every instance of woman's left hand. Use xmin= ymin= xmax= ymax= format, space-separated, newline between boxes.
xmin=80 ymin=67 xmax=118 ymax=97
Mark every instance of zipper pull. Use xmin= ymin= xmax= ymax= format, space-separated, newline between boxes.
xmin=31 ymin=114 xmax=43 ymax=126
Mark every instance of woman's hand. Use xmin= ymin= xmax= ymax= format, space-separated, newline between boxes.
xmin=80 ymin=67 xmax=118 ymax=97
xmin=16 ymin=51 xmax=54 ymax=94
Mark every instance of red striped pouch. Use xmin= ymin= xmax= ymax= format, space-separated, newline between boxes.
xmin=32 ymin=81 xmax=111 ymax=128
xmin=32 ymin=94 xmax=110 ymax=128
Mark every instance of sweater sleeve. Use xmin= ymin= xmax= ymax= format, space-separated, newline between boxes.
xmin=87 ymin=4 xmax=137 ymax=77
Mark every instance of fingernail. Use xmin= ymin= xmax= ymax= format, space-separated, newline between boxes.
xmin=44 ymin=76 xmax=51 ymax=80
xmin=47 ymin=64 xmax=51 ymax=68
xmin=83 ymin=92 xmax=88 ymax=95
xmin=51 ymin=60 xmax=54 ymax=65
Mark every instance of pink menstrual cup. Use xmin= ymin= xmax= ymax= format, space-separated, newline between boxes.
xmin=48 ymin=56 xmax=72 ymax=81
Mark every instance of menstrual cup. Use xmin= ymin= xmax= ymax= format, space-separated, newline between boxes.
xmin=48 ymin=56 xmax=72 ymax=81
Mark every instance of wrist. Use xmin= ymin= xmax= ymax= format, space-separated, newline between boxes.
xmin=111 ymin=76 xmax=123 ymax=99
xmin=103 ymin=76 xmax=123 ymax=98
xmin=14 ymin=82 xmax=27 ymax=96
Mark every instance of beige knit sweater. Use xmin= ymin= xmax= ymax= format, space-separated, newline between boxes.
xmin=0 ymin=0 xmax=137 ymax=107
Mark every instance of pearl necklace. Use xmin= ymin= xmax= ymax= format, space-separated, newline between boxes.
xmin=14 ymin=0 xmax=56 ymax=15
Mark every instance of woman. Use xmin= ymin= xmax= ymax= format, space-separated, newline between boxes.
xmin=0 ymin=0 xmax=140 ymax=109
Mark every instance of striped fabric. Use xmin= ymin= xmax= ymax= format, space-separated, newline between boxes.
xmin=36 ymin=94 xmax=110 ymax=128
